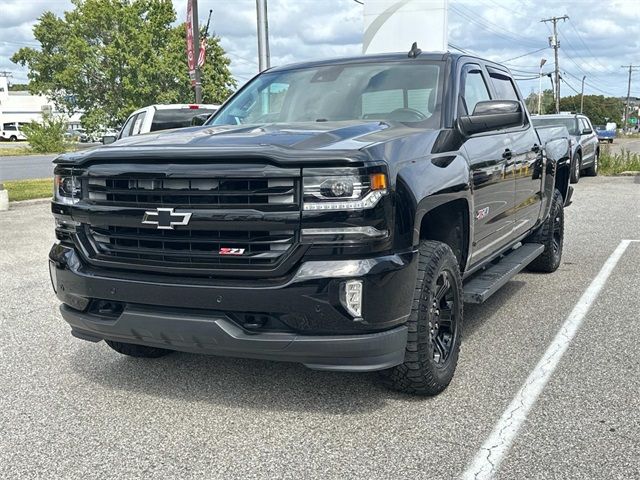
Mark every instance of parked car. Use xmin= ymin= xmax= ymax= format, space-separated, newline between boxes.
xmin=531 ymin=113 xmax=599 ymax=183
xmin=0 ymin=122 xmax=28 ymax=142
xmin=103 ymin=104 xmax=219 ymax=144
xmin=50 ymin=50 xmax=572 ymax=396
xmin=595 ymin=124 xmax=615 ymax=143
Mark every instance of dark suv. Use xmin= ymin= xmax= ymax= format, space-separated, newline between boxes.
xmin=49 ymin=51 xmax=571 ymax=395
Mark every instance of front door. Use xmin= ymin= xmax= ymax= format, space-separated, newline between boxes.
xmin=458 ymin=64 xmax=516 ymax=266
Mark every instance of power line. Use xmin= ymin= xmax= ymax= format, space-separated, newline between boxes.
xmin=500 ymin=47 xmax=548 ymax=63
xmin=449 ymin=5 xmax=543 ymax=50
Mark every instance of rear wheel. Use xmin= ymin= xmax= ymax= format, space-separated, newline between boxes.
xmin=105 ymin=340 xmax=173 ymax=358
xmin=9 ymin=135 xmax=17 ymax=142
xmin=381 ymin=240 xmax=463 ymax=396
xmin=584 ymin=150 xmax=599 ymax=176
xmin=526 ymin=189 xmax=564 ymax=273
xmin=570 ymin=153 xmax=581 ymax=184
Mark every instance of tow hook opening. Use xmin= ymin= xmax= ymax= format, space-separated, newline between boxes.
xmin=88 ymin=300 xmax=125 ymax=318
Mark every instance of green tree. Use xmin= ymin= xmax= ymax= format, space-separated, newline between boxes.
xmin=524 ymin=89 xmax=555 ymax=115
xmin=559 ymin=95 xmax=624 ymax=125
xmin=22 ymin=112 xmax=69 ymax=153
xmin=11 ymin=0 xmax=236 ymax=133
xmin=8 ymin=83 xmax=30 ymax=91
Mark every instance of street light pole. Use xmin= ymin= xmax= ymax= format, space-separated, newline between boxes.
xmin=538 ymin=58 xmax=547 ymax=114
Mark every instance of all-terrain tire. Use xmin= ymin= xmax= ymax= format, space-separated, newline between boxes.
xmin=584 ymin=150 xmax=599 ymax=176
xmin=105 ymin=340 xmax=173 ymax=358
xmin=526 ymin=189 xmax=564 ymax=273
xmin=570 ymin=153 xmax=581 ymax=184
xmin=380 ymin=240 xmax=463 ymax=396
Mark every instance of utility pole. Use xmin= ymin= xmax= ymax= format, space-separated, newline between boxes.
xmin=621 ymin=65 xmax=639 ymax=132
xmin=256 ymin=0 xmax=270 ymax=71
xmin=580 ymin=75 xmax=586 ymax=113
xmin=541 ymin=15 xmax=569 ymax=114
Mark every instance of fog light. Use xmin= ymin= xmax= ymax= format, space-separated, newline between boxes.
xmin=340 ymin=279 xmax=363 ymax=318
xmin=49 ymin=260 xmax=58 ymax=293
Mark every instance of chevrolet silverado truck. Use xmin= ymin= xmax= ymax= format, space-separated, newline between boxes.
xmin=49 ymin=50 xmax=572 ymax=395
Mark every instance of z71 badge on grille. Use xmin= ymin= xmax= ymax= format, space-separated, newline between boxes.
xmin=219 ymin=248 xmax=246 ymax=255
xmin=142 ymin=208 xmax=192 ymax=230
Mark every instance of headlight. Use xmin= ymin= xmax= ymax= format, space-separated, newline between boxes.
xmin=54 ymin=175 xmax=82 ymax=204
xmin=303 ymin=173 xmax=387 ymax=211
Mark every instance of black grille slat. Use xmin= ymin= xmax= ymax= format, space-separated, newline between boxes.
xmin=87 ymin=177 xmax=297 ymax=209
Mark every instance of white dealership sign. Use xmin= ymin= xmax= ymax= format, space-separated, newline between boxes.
xmin=363 ymin=0 xmax=448 ymax=54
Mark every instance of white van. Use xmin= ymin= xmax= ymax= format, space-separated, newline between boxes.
xmin=107 ymin=104 xmax=219 ymax=143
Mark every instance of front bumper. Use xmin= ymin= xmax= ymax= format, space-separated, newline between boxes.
xmin=50 ymin=244 xmax=417 ymax=371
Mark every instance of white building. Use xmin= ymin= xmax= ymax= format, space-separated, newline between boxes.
xmin=0 ymin=76 xmax=82 ymax=129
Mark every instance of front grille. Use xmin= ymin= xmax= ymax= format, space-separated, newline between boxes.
xmin=80 ymin=173 xmax=301 ymax=275
xmin=87 ymin=177 xmax=297 ymax=210
xmin=86 ymin=225 xmax=295 ymax=267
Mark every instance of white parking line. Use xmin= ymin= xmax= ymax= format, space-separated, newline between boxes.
xmin=461 ymin=239 xmax=639 ymax=480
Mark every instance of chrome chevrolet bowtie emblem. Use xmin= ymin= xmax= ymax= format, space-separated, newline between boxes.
xmin=142 ymin=208 xmax=192 ymax=230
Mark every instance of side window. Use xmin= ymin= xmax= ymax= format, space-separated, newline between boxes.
xmin=132 ymin=111 xmax=146 ymax=135
xmin=489 ymin=72 xmax=520 ymax=101
xmin=119 ymin=114 xmax=137 ymax=139
xmin=460 ymin=66 xmax=491 ymax=116
xmin=579 ymin=118 xmax=591 ymax=132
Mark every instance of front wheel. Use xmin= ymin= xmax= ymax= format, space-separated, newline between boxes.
xmin=105 ymin=340 xmax=173 ymax=358
xmin=380 ymin=240 xmax=463 ymax=396
xmin=526 ymin=189 xmax=564 ymax=273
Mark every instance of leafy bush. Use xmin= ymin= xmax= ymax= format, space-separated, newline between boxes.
xmin=22 ymin=113 xmax=69 ymax=153
xmin=599 ymin=146 xmax=640 ymax=175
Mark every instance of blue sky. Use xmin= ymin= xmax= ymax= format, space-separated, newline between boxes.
xmin=1 ymin=0 xmax=639 ymax=98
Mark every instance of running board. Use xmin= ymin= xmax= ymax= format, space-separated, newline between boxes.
xmin=463 ymin=243 xmax=544 ymax=304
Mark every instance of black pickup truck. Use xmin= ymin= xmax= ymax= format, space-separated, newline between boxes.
xmin=49 ymin=51 xmax=572 ymax=395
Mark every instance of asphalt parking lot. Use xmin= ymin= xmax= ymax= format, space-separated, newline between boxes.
xmin=1 ymin=176 xmax=638 ymax=479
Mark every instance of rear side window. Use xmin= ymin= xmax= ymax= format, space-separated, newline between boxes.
xmin=460 ymin=66 xmax=491 ymax=116
xmin=489 ymin=72 xmax=520 ymax=101
xmin=150 ymin=108 xmax=219 ymax=132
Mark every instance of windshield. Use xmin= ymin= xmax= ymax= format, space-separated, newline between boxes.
xmin=209 ymin=61 xmax=443 ymax=126
xmin=532 ymin=117 xmax=580 ymax=135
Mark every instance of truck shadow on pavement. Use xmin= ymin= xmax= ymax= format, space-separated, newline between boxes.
xmin=66 ymin=279 xmax=526 ymax=413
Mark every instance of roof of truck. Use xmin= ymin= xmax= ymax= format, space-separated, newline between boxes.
xmin=266 ymin=51 xmax=505 ymax=73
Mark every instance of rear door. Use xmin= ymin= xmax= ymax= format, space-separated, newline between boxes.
xmin=579 ymin=117 xmax=597 ymax=164
xmin=458 ymin=63 xmax=516 ymax=266
xmin=487 ymin=68 xmax=543 ymax=235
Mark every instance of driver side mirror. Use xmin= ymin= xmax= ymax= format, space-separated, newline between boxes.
xmin=102 ymin=135 xmax=117 ymax=145
xmin=458 ymin=100 xmax=524 ymax=136
xmin=582 ymin=127 xmax=592 ymax=135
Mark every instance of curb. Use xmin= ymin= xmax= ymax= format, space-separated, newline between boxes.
xmin=7 ymin=197 xmax=51 ymax=206
xmin=617 ymin=171 xmax=640 ymax=176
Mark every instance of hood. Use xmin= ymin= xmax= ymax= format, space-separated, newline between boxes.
xmin=55 ymin=120 xmax=436 ymax=166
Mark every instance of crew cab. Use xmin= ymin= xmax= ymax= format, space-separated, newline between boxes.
xmin=532 ymin=113 xmax=599 ymax=183
xmin=102 ymin=103 xmax=220 ymax=143
xmin=49 ymin=51 xmax=571 ymax=395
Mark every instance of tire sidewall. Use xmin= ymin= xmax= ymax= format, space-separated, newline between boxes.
xmin=548 ymin=191 xmax=564 ymax=270
xmin=415 ymin=245 xmax=463 ymax=385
